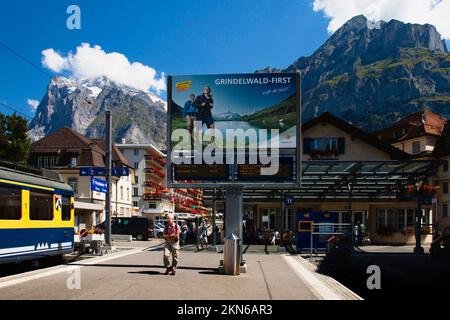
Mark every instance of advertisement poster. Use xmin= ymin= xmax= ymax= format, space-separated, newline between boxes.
xmin=169 ymin=73 xmax=298 ymax=150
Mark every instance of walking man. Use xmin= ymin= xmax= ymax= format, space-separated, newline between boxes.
xmin=163 ymin=213 xmax=180 ymax=275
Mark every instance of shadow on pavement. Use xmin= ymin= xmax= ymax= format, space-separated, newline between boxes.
xmin=71 ymin=263 xmax=218 ymax=273
xmin=314 ymin=250 xmax=450 ymax=300
xmin=129 ymin=270 xmax=161 ymax=275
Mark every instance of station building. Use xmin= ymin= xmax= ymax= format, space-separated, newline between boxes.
xmin=209 ymin=112 xmax=442 ymax=246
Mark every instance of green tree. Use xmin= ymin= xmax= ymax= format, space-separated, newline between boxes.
xmin=0 ymin=112 xmax=31 ymax=163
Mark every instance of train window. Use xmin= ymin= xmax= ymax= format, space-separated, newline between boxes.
xmin=30 ymin=191 xmax=53 ymax=221
xmin=0 ymin=185 xmax=22 ymax=220
xmin=62 ymin=196 xmax=71 ymax=221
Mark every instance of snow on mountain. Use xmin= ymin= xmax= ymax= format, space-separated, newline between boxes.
xmin=28 ymin=76 xmax=167 ymax=148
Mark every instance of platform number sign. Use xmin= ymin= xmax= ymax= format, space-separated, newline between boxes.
xmin=284 ymin=195 xmax=295 ymax=206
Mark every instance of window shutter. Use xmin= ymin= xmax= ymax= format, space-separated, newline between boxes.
xmin=337 ymin=138 xmax=345 ymax=154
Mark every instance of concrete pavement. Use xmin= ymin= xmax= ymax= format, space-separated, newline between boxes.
xmin=0 ymin=241 xmax=361 ymax=300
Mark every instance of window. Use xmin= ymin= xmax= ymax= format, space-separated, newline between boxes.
xmin=444 ymin=182 xmax=448 ymax=194
xmin=70 ymin=156 xmax=77 ymax=167
xmin=68 ymin=178 xmax=78 ymax=194
xmin=443 ymin=204 xmax=448 ymax=218
xmin=303 ymin=137 xmax=345 ymax=154
xmin=0 ymin=186 xmax=21 ymax=220
xmin=133 ymin=187 xmax=139 ymax=197
xmin=135 ymin=176 xmax=139 ymax=184
xmin=120 ymin=186 xmax=124 ymax=200
xmin=62 ymin=196 xmax=71 ymax=221
xmin=134 ymin=149 xmax=139 ymax=156
xmin=30 ymin=191 xmax=53 ymax=220
xmin=148 ymin=202 xmax=157 ymax=209
xmin=412 ymin=141 xmax=420 ymax=154
xmin=396 ymin=209 xmax=414 ymax=231
xmin=37 ymin=156 xmax=56 ymax=168
xmin=376 ymin=209 xmax=396 ymax=232
xmin=133 ymin=201 xmax=138 ymax=207
xmin=443 ymin=161 xmax=449 ymax=172
xmin=134 ymin=162 xmax=139 ymax=169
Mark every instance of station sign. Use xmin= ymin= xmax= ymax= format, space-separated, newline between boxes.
xmin=80 ymin=167 xmax=130 ymax=177
xmin=91 ymin=177 xmax=108 ymax=193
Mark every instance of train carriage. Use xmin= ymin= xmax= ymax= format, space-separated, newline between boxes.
xmin=0 ymin=165 xmax=74 ymax=264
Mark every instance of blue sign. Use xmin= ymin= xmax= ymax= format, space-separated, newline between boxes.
xmin=422 ymin=195 xmax=433 ymax=205
xmin=80 ymin=167 xmax=129 ymax=177
xmin=80 ymin=167 xmax=106 ymax=176
xmin=91 ymin=177 xmax=108 ymax=193
xmin=112 ymin=167 xmax=130 ymax=177
xmin=284 ymin=195 xmax=295 ymax=206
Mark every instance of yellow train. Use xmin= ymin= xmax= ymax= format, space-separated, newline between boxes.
xmin=0 ymin=164 xmax=74 ymax=264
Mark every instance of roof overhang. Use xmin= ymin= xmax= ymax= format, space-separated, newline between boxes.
xmin=202 ymin=160 xmax=443 ymax=201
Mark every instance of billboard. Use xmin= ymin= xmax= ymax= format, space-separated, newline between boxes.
xmin=167 ymin=72 xmax=300 ymax=188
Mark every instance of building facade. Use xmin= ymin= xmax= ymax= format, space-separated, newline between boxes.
xmin=29 ymin=128 xmax=134 ymax=231
xmin=227 ymin=112 xmax=436 ymax=245
xmin=116 ymin=143 xmax=210 ymax=221
xmin=116 ymin=144 xmax=174 ymax=220
xmin=376 ymin=110 xmax=450 ymax=234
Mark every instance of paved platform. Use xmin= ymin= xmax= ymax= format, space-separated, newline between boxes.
xmin=0 ymin=242 xmax=361 ymax=300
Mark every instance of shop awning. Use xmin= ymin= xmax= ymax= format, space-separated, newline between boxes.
xmin=74 ymin=201 xmax=105 ymax=211
xmin=202 ymin=160 xmax=443 ymax=202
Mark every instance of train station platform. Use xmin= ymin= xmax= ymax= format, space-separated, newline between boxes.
xmin=0 ymin=241 xmax=361 ymax=300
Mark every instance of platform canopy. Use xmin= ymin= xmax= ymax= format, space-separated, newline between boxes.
xmin=203 ymin=160 xmax=443 ymax=202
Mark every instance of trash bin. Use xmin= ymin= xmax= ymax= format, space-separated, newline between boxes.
xmin=223 ymin=233 xmax=241 ymax=275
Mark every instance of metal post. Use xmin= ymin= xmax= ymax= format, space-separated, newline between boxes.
xmin=225 ymin=186 xmax=244 ymax=264
xmin=310 ymin=224 xmax=313 ymax=258
xmin=414 ymin=191 xmax=425 ymax=254
xmin=105 ymin=110 xmax=112 ymax=247
xmin=212 ymin=188 xmax=217 ymax=247
xmin=348 ymin=183 xmax=354 ymax=254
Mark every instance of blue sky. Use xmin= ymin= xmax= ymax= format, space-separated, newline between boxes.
xmin=1 ymin=0 xmax=449 ymax=119
xmin=0 ymin=0 xmax=328 ymax=118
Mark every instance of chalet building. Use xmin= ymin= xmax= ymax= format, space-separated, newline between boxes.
xmin=29 ymin=128 xmax=134 ymax=231
xmin=374 ymin=110 xmax=447 ymax=157
xmin=116 ymin=143 xmax=210 ymax=222
xmin=375 ymin=110 xmax=450 ymax=234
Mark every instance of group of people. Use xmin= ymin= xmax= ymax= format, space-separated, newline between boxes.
xmin=353 ymin=221 xmax=366 ymax=246
xmin=183 ymin=86 xmax=215 ymax=143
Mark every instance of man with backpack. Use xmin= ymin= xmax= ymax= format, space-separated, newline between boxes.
xmin=163 ymin=213 xmax=180 ymax=276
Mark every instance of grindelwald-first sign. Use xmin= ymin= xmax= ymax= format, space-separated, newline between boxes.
xmin=167 ymin=72 xmax=301 ymax=188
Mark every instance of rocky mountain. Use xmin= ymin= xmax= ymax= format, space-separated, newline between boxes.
xmin=29 ymin=15 xmax=450 ymax=146
xmin=259 ymin=15 xmax=450 ymax=130
xmin=28 ymin=76 xmax=167 ymax=149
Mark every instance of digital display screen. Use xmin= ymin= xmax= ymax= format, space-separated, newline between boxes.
xmin=174 ymin=164 xmax=230 ymax=181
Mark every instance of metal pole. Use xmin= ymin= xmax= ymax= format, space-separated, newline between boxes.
xmin=225 ymin=186 xmax=244 ymax=264
xmin=348 ymin=183 xmax=354 ymax=254
xmin=414 ymin=190 xmax=425 ymax=254
xmin=310 ymin=226 xmax=313 ymax=258
xmin=212 ymin=188 xmax=217 ymax=247
xmin=105 ymin=110 xmax=112 ymax=247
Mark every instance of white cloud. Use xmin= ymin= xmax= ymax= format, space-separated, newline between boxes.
xmin=41 ymin=49 xmax=68 ymax=73
xmin=41 ymin=43 xmax=166 ymax=93
xmin=312 ymin=0 xmax=450 ymax=39
xmin=27 ymin=99 xmax=40 ymax=110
